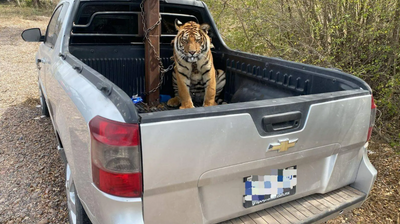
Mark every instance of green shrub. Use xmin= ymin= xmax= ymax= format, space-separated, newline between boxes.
xmin=204 ymin=0 xmax=400 ymax=146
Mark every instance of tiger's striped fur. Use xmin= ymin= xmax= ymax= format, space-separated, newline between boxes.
xmin=167 ymin=20 xmax=226 ymax=109
xmin=171 ymin=69 xmax=226 ymax=106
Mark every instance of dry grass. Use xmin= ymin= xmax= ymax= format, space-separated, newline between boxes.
xmin=0 ymin=4 xmax=49 ymax=109
xmin=0 ymin=4 xmax=53 ymax=19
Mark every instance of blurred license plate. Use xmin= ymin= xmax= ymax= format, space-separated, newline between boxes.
xmin=243 ymin=166 xmax=297 ymax=208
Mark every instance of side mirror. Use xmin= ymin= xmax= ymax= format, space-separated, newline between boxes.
xmin=21 ymin=28 xmax=44 ymax=42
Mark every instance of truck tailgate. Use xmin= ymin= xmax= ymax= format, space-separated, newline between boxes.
xmin=140 ymin=91 xmax=371 ymax=224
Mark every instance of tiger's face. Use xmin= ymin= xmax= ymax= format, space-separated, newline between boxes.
xmin=174 ymin=20 xmax=211 ymax=63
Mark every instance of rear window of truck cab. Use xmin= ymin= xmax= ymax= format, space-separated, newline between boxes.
xmin=71 ymin=2 xmax=204 ymax=44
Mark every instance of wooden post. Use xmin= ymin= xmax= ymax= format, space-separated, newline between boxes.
xmin=144 ymin=0 xmax=160 ymax=106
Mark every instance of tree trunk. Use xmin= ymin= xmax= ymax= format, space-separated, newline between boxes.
xmin=390 ymin=0 xmax=400 ymax=77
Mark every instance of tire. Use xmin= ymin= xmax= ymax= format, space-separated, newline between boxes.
xmin=39 ymin=86 xmax=49 ymax=116
xmin=65 ymin=163 xmax=91 ymax=224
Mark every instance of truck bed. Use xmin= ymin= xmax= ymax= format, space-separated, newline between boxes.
xmin=70 ymin=44 xmax=368 ymax=114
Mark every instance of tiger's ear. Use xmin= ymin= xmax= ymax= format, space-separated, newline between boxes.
xmin=200 ymin=23 xmax=210 ymax=34
xmin=175 ymin=19 xmax=183 ymax=30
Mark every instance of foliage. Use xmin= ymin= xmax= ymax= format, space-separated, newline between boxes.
xmin=204 ymin=0 xmax=400 ymax=145
xmin=1 ymin=0 xmax=56 ymax=10
xmin=0 ymin=3 xmax=53 ymax=18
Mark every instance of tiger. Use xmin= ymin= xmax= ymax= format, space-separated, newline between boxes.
xmin=167 ymin=20 xmax=226 ymax=109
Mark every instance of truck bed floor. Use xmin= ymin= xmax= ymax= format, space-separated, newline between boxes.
xmin=135 ymin=102 xmax=176 ymax=113
xmin=219 ymin=186 xmax=366 ymax=224
xmin=135 ymin=101 xmax=228 ymax=113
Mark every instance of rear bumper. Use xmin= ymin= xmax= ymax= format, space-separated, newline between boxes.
xmin=220 ymin=145 xmax=377 ymax=224
xmin=220 ymin=186 xmax=366 ymax=224
xmin=81 ymin=184 xmax=144 ymax=224
xmin=350 ymin=143 xmax=377 ymax=197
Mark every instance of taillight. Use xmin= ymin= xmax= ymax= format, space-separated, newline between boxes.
xmin=367 ymin=96 xmax=377 ymax=142
xmin=89 ymin=115 xmax=142 ymax=197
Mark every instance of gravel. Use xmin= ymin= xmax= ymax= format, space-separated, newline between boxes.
xmin=0 ymin=99 xmax=68 ymax=224
xmin=0 ymin=8 xmax=68 ymax=224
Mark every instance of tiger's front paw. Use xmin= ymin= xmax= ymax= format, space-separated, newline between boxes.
xmin=203 ymin=100 xmax=217 ymax=107
xmin=179 ymin=101 xmax=195 ymax=109
xmin=167 ymin=97 xmax=180 ymax=107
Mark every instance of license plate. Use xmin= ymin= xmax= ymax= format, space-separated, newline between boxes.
xmin=243 ymin=166 xmax=297 ymax=208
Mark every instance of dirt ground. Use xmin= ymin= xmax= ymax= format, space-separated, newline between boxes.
xmin=0 ymin=4 xmax=399 ymax=224
xmin=0 ymin=5 xmax=68 ymax=224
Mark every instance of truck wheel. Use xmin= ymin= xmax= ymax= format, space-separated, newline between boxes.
xmin=39 ymin=86 xmax=49 ymax=116
xmin=65 ymin=163 xmax=91 ymax=224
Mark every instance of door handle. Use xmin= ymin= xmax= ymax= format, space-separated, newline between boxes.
xmin=36 ymin=58 xmax=46 ymax=70
xmin=37 ymin=58 xmax=46 ymax=64
xmin=36 ymin=58 xmax=42 ymax=69
xmin=262 ymin=111 xmax=302 ymax=132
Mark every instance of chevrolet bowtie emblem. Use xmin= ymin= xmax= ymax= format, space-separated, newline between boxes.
xmin=268 ymin=138 xmax=298 ymax=152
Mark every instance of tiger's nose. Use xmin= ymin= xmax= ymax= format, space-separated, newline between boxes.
xmin=189 ymin=51 xmax=196 ymax=55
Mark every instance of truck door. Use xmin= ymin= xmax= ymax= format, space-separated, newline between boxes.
xmin=40 ymin=3 xmax=68 ymax=117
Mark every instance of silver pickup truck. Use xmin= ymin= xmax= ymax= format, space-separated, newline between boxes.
xmin=21 ymin=0 xmax=377 ymax=223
